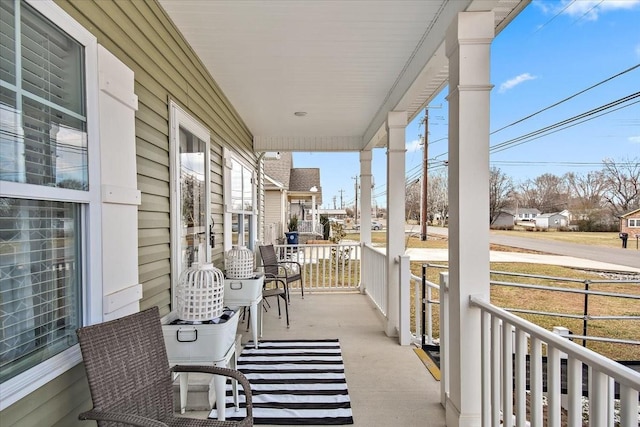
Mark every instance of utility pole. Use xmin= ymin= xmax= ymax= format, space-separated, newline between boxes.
xmin=332 ymin=195 xmax=337 ymax=209
xmin=338 ymin=189 xmax=345 ymax=209
xmin=420 ymin=105 xmax=442 ymax=241
xmin=353 ymin=176 xmax=359 ymax=226
xmin=420 ymin=108 xmax=429 ymax=241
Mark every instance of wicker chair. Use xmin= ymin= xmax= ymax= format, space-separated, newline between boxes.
xmin=258 ymin=244 xmax=304 ymax=300
xmin=76 ymin=306 xmax=253 ymax=427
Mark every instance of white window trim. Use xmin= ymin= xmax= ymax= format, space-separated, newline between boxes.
xmin=629 ymin=218 xmax=639 ymax=227
xmin=0 ymin=0 xmax=101 ymax=411
xmin=223 ymin=148 xmax=257 ymax=251
xmin=168 ymin=100 xmax=211 ymax=307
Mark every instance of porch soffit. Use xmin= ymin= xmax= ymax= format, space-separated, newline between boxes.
xmin=158 ymin=0 xmax=528 ymax=152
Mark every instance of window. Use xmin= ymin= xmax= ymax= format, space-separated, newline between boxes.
xmin=0 ymin=0 xmax=97 ymax=407
xmin=169 ymin=101 xmax=211 ymax=296
xmin=629 ymin=218 xmax=639 ymax=227
xmin=224 ymin=151 xmax=256 ymax=250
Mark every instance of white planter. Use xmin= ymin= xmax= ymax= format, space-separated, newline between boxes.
xmin=162 ymin=309 xmax=239 ymax=363
xmin=224 ymin=273 xmax=263 ymax=303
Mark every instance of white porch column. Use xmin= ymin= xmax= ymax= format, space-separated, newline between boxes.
xmin=385 ymin=111 xmax=407 ymax=339
xmin=359 ymin=150 xmax=373 ymax=245
xmin=445 ymin=12 xmax=494 ymax=427
xmin=311 ymin=194 xmax=317 ymax=233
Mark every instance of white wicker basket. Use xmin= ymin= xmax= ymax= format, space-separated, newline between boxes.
xmin=225 ymin=246 xmax=254 ymax=279
xmin=176 ymin=263 xmax=225 ymax=322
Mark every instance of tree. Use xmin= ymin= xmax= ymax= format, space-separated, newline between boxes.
xmin=566 ymin=171 xmax=606 ymax=211
xmin=427 ymin=169 xmax=448 ymax=226
xmin=565 ymin=171 xmax=607 ymax=229
xmin=489 ymin=167 xmax=513 ymax=225
xmin=601 ymin=157 xmax=640 ymax=217
xmin=405 ymin=179 xmax=421 ymax=221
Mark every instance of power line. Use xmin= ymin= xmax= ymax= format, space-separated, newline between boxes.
xmin=490 ymin=63 xmax=640 ymax=136
xmin=534 ymin=0 xmax=577 ymax=34
xmin=490 ymin=95 xmax=640 ymax=154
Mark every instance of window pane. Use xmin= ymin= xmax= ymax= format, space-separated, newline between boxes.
xmin=0 ymin=2 xmax=88 ymax=189
xmin=21 ymin=3 xmax=85 ymax=115
xmin=0 ymin=90 xmax=21 ymax=183
xmin=22 ymin=97 xmax=88 ymax=188
xmin=0 ymin=0 xmax=16 ymax=85
xmin=179 ymin=127 xmax=206 ymax=268
xmin=0 ymin=198 xmax=82 ymax=383
xmin=242 ymin=166 xmax=252 ymax=211
xmin=231 ymin=159 xmax=243 ymax=211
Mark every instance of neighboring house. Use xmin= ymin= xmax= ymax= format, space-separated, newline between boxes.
xmin=491 ymin=211 xmax=515 ymax=228
xmin=289 ymin=168 xmax=322 ymax=220
xmin=619 ymin=208 xmax=640 ymax=237
xmin=512 ymin=208 xmax=541 ymax=222
xmin=264 ymin=152 xmax=293 ymax=244
xmin=535 ymin=212 xmax=569 ymax=229
xmin=264 ymin=153 xmax=323 ymax=240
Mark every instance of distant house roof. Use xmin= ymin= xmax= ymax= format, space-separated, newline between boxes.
xmin=620 ymin=208 xmax=640 ymax=218
xmin=289 ymin=168 xmax=322 ymax=205
xmin=536 ymin=212 xmax=564 ymax=219
xmin=264 ymin=151 xmax=293 ymax=189
xmin=511 ymin=208 xmax=541 ymax=215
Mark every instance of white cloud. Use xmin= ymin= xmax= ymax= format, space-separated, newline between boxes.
xmin=539 ymin=0 xmax=640 ymax=21
xmin=629 ymin=136 xmax=640 ymax=144
xmin=406 ymin=139 xmax=423 ymax=152
xmin=498 ymin=73 xmax=538 ymax=93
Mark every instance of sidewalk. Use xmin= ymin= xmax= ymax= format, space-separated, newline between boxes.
xmin=403 ymin=248 xmax=640 ymax=274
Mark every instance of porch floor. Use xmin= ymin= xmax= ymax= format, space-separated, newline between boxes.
xmin=235 ymin=291 xmax=446 ymax=427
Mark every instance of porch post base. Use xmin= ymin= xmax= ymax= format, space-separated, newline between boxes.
xmin=445 ymin=398 xmax=481 ymax=427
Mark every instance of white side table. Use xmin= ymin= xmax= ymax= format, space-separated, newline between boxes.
xmin=224 ymin=273 xmax=264 ymax=348
xmin=162 ymin=310 xmax=240 ymax=420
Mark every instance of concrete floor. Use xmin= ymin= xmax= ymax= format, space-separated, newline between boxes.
xmin=234 ymin=291 xmax=446 ymax=427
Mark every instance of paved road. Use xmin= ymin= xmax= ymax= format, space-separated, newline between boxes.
xmin=406 ymin=225 xmax=640 ymax=270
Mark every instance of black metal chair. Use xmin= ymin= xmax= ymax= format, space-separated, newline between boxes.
xmin=258 ymin=244 xmax=304 ymax=300
xmin=76 ymin=306 xmax=253 ymax=426
xmin=261 ymin=277 xmax=290 ymax=328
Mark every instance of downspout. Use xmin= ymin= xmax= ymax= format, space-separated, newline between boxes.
xmin=257 ymin=152 xmax=266 ymax=244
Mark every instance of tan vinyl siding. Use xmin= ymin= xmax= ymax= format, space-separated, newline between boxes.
xmin=265 ymin=191 xmax=284 ymax=227
xmin=1 ymin=0 xmax=256 ymax=424
xmin=1 ymin=365 xmax=90 ymax=427
xmin=54 ymin=0 xmax=255 ymax=314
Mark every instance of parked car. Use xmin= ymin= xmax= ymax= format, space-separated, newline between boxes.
xmin=353 ymin=221 xmax=383 ymax=230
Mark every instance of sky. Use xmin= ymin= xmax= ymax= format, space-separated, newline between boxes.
xmin=292 ymin=0 xmax=640 ymax=209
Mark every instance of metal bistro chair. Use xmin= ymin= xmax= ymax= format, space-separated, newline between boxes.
xmin=258 ymin=244 xmax=304 ymax=300
xmin=261 ymin=277 xmax=289 ymax=328
xmin=76 ymin=306 xmax=253 ymax=427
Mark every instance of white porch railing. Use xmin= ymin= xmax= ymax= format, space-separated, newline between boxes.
xmin=470 ymin=296 xmax=640 ymax=427
xmin=297 ymin=220 xmax=323 ymax=235
xmin=361 ymin=243 xmax=387 ymax=316
xmin=272 ymin=243 xmax=360 ymax=292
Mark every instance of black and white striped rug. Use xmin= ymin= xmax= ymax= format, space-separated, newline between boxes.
xmin=209 ymin=339 xmax=354 ymax=425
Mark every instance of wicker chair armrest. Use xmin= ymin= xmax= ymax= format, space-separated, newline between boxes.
xmin=171 ymin=365 xmax=253 ymax=418
xmin=262 ymin=263 xmax=289 ymax=277
xmin=79 ymin=409 xmax=168 ymax=427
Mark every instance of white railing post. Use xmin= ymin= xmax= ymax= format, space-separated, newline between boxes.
xmin=398 ymin=255 xmax=411 ymax=345
xmin=439 ymin=272 xmax=449 ymax=409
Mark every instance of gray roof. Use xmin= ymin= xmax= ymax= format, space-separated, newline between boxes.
xmin=289 ymin=168 xmax=322 ymax=205
xmin=264 ymin=152 xmax=292 ymax=189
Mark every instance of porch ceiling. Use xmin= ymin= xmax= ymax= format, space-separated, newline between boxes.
xmin=158 ymin=0 xmax=526 ymax=152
